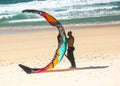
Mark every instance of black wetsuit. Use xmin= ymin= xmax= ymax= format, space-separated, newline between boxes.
xmin=67 ymin=47 xmax=76 ymax=67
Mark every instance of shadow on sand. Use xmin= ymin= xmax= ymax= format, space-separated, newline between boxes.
xmin=48 ymin=66 xmax=109 ymax=73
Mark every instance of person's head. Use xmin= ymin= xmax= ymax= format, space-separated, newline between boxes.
xmin=68 ymin=31 xmax=72 ymax=36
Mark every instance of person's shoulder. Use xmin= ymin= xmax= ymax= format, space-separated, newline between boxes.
xmin=71 ymin=36 xmax=74 ymax=39
xmin=66 ymin=38 xmax=69 ymax=41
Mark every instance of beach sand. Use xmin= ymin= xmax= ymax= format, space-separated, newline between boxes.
xmin=0 ymin=23 xmax=120 ymax=86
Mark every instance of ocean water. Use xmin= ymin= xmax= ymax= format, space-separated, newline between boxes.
xmin=0 ymin=0 xmax=120 ymax=27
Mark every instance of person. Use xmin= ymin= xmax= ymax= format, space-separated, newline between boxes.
xmin=66 ymin=31 xmax=76 ymax=69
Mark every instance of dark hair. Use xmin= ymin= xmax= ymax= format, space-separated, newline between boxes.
xmin=68 ymin=31 xmax=72 ymax=36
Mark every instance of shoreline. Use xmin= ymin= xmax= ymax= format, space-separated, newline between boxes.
xmin=0 ymin=22 xmax=120 ymax=34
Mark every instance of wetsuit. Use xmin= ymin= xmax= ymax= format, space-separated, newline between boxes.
xmin=67 ymin=47 xmax=76 ymax=67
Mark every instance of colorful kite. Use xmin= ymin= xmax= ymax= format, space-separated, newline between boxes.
xmin=19 ymin=9 xmax=67 ymax=74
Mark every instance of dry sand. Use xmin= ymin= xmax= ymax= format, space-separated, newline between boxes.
xmin=0 ymin=23 xmax=120 ymax=86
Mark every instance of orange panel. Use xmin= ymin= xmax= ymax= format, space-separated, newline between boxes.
xmin=42 ymin=12 xmax=58 ymax=23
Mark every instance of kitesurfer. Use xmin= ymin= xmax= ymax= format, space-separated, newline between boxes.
xmin=66 ymin=31 xmax=76 ymax=69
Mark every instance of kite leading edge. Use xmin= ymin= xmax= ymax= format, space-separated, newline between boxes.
xmin=19 ymin=9 xmax=67 ymax=73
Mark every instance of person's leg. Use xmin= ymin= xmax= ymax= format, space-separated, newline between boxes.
xmin=67 ymin=47 xmax=76 ymax=68
xmin=70 ymin=51 xmax=76 ymax=67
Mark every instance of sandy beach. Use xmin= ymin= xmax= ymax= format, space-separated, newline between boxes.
xmin=0 ymin=23 xmax=120 ymax=86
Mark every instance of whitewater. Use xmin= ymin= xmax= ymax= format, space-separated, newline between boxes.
xmin=0 ymin=0 xmax=120 ymax=27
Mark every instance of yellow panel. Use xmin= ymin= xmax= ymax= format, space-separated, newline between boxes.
xmin=48 ymin=64 xmax=54 ymax=69
xmin=53 ymin=57 xmax=58 ymax=66
xmin=52 ymin=50 xmax=60 ymax=66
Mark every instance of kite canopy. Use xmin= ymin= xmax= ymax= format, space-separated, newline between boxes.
xmin=22 ymin=9 xmax=67 ymax=73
